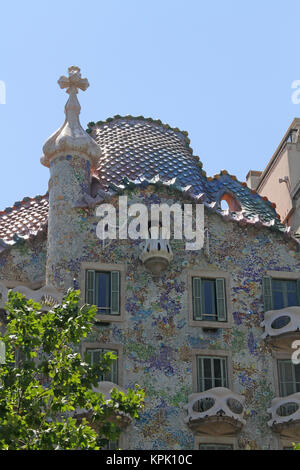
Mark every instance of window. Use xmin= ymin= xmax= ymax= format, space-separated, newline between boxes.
xmin=278 ymin=359 xmax=300 ymax=396
xmin=85 ymin=270 xmax=120 ymax=315
xmin=263 ymin=276 xmax=300 ymax=311
xmin=195 ymin=436 xmax=236 ymax=450
xmin=197 ymin=356 xmax=228 ymax=392
xmin=86 ymin=348 xmax=118 ymax=384
xmin=192 ymin=277 xmax=227 ymax=322
xmin=199 ymin=444 xmax=233 ymax=450
xmin=101 ymin=439 xmax=118 ymax=450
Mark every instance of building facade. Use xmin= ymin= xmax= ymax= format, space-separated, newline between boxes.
xmin=247 ymin=118 xmax=300 ymax=237
xmin=0 ymin=67 xmax=300 ymax=450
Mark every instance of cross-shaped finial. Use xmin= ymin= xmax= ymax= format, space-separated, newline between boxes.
xmin=41 ymin=65 xmax=101 ymax=167
xmin=57 ymin=66 xmax=89 ymax=94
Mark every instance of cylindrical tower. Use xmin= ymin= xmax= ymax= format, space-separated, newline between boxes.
xmin=41 ymin=66 xmax=101 ymax=290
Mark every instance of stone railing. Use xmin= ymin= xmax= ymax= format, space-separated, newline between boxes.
xmin=268 ymin=392 xmax=300 ymax=437
xmin=261 ymin=307 xmax=300 ymax=350
xmin=0 ymin=282 xmax=63 ymax=310
xmin=184 ymin=387 xmax=245 ymax=435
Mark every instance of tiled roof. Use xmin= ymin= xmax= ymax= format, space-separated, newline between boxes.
xmin=88 ymin=116 xmax=208 ymax=195
xmin=0 ymin=195 xmax=48 ymax=251
xmin=105 ymin=175 xmax=288 ymax=235
xmin=205 ymin=171 xmax=283 ymax=228
xmin=88 ymin=116 xmax=286 ymax=232
xmin=0 ymin=116 xmax=293 ymax=251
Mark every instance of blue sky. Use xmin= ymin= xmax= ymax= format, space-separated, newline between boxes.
xmin=1 ymin=0 xmax=300 ymax=208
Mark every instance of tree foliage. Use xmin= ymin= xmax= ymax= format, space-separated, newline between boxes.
xmin=0 ymin=290 xmax=144 ymax=450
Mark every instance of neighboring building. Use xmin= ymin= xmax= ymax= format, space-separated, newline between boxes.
xmin=0 ymin=67 xmax=300 ymax=450
xmin=247 ymin=118 xmax=300 ymax=236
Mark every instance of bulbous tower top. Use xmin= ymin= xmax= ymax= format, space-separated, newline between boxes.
xmin=41 ymin=66 xmax=102 ymax=168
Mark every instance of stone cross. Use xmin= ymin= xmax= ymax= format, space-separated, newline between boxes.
xmin=57 ymin=66 xmax=89 ymax=94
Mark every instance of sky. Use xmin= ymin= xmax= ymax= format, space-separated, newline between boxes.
xmin=1 ymin=0 xmax=300 ymax=209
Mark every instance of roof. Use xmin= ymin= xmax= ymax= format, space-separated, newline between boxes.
xmin=88 ymin=116 xmax=207 ymax=195
xmin=0 ymin=195 xmax=48 ymax=251
xmin=0 ymin=116 xmax=293 ymax=252
xmin=89 ymin=116 xmax=285 ymax=230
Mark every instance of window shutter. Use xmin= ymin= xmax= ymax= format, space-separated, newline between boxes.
xmin=110 ymin=271 xmax=120 ymax=315
xmin=197 ymin=357 xmax=204 ymax=392
xmin=111 ymin=353 xmax=118 ymax=384
xmin=86 ymin=270 xmax=95 ymax=305
xmin=263 ymin=276 xmax=273 ymax=312
xmin=297 ymin=278 xmax=300 ymax=306
xmin=193 ymin=278 xmax=203 ymax=320
xmin=216 ymin=278 xmax=227 ymax=321
xmin=0 ymin=341 xmax=5 ymax=364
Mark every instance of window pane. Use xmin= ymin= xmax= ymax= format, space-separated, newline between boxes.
xmin=214 ymin=358 xmax=222 ymax=387
xmin=96 ymin=272 xmax=111 ymax=313
xmin=203 ymin=358 xmax=213 ymax=390
xmin=272 ymin=279 xmax=298 ymax=309
xmin=101 ymin=439 xmax=118 ymax=450
xmin=287 ymin=287 xmax=298 ymax=307
xmin=272 ymin=280 xmax=285 ymax=310
xmin=197 ymin=358 xmax=204 ymax=392
xmin=202 ymin=279 xmax=217 ymax=321
xmin=278 ymin=360 xmax=300 ymax=396
xmin=295 ymin=364 xmax=300 ymax=383
xmin=86 ymin=348 xmax=118 ymax=383
xmin=197 ymin=357 xmax=228 ymax=392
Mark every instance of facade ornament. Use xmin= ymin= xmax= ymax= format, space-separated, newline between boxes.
xmin=184 ymin=387 xmax=245 ymax=435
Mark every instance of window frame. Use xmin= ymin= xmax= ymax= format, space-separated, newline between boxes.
xmin=276 ymin=358 xmax=300 ymax=397
xmin=192 ymin=349 xmax=233 ymax=393
xmin=272 ymin=350 xmax=300 ymax=398
xmin=81 ymin=342 xmax=123 ymax=386
xmin=195 ymin=435 xmax=237 ymax=450
xmin=188 ymin=270 xmax=232 ymax=329
xmin=85 ymin=347 xmax=119 ymax=384
xmin=80 ymin=262 xmax=126 ymax=323
xmin=264 ymin=271 xmax=300 ymax=312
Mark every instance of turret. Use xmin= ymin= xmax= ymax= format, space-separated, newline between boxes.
xmin=41 ymin=66 xmax=101 ymax=289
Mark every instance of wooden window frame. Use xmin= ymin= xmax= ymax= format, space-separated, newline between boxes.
xmin=80 ymin=262 xmax=126 ymax=323
xmin=265 ymin=271 xmax=300 ymax=311
xmin=188 ymin=269 xmax=232 ymax=329
xmin=81 ymin=341 xmax=123 ymax=386
xmin=191 ymin=349 xmax=233 ymax=393
xmin=196 ymin=355 xmax=228 ymax=392
xmin=195 ymin=435 xmax=238 ymax=450
xmin=274 ymin=356 xmax=300 ymax=397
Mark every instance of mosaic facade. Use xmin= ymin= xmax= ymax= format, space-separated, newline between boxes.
xmin=1 ymin=175 xmax=299 ymax=449
xmin=1 ymin=67 xmax=299 ymax=450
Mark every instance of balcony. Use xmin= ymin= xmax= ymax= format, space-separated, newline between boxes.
xmin=0 ymin=281 xmax=62 ymax=311
xmin=184 ymin=387 xmax=245 ymax=436
xmin=139 ymin=238 xmax=173 ymax=277
xmin=75 ymin=381 xmax=132 ymax=430
xmin=261 ymin=306 xmax=300 ymax=350
xmin=268 ymin=393 xmax=300 ymax=438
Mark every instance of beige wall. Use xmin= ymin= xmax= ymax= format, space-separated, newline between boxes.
xmin=257 ymin=145 xmax=293 ymax=223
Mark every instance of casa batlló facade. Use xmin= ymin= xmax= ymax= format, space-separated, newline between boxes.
xmin=0 ymin=67 xmax=300 ymax=450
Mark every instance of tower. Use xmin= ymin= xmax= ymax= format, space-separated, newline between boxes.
xmin=41 ymin=66 xmax=101 ymax=290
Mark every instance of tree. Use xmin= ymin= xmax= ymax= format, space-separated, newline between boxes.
xmin=0 ymin=289 xmax=144 ymax=450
